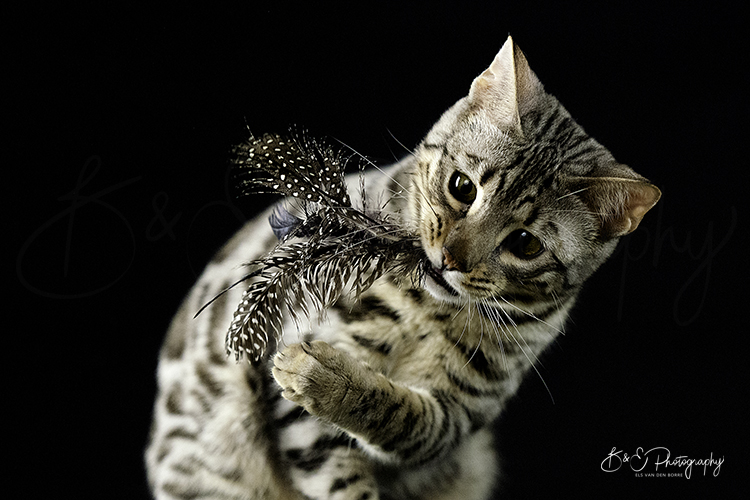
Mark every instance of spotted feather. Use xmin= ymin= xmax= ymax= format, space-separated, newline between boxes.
xmin=225 ymin=131 xmax=423 ymax=363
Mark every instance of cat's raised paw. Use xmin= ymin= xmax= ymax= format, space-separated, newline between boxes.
xmin=272 ymin=340 xmax=357 ymax=417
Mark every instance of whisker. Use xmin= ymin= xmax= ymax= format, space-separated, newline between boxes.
xmin=509 ymin=325 xmax=555 ymax=404
xmin=482 ymin=301 xmax=505 ymax=350
xmin=385 ymin=128 xmax=418 ymax=158
xmin=410 ymin=178 xmax=439 ymax=218
xmin=333 ymin=137 xmax=413 ymax=200
xmin=495 ymin=301 xmax=546 ymax=370
xmin=451 ymin=297 xmax=469 ymax=324
xmin=495 ymin=296 xmax=564 ymax=336
xmin=380 ymin=189 xmax=407 ymax=211
xmin=556 ymin=187 xmax=589 ymax=201
xmin=481 ymin=300 xmax=518 ymax=387
xmin=496 ymin=304 xmax=555 ymax=404
xmin=550 ymin=291 xmax=567 ymax=346
xmin=453 ymin=297 xmax=472 ymax=348
xmin=478 ymin=300 xmax=510 ymax=373
xmin=463 ymin=306 xmax=484 ymax=370
xmin=335 ymin=137 xmax=440 ymax=220
xmin=547 ymin=208 xmax=622 ymax=218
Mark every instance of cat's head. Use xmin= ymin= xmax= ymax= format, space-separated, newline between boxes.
xmin=409 ymin=36 xmax=660 ymax=308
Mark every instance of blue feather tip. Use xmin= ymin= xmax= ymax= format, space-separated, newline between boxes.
xmin=268 ymin=205 xmax=301 ymax=241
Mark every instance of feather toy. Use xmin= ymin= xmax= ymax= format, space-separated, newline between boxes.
xmin=222 ymin=131 xmax=423 ymax=364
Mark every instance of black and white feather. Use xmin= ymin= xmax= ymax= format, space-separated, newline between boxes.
xmin=225 ymin=131 xmax=422 ymax=364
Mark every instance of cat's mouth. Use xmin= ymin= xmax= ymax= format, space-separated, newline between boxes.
xmin=421 ymin=260 xmax=459 ymax=297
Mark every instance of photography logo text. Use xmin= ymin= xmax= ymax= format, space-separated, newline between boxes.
xmin=601 ymin=447 xmax=724 ymax=479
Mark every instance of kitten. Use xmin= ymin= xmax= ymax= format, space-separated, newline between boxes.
xmin=146 ymin=36 xmax=660 ymax=500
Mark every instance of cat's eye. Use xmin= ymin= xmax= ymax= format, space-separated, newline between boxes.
xmin=448 ymin=171 xmax=477 ymax=204
xmin=504 ymin=230 xmax=544 ymax=259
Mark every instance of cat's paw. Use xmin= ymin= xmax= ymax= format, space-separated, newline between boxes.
xmin=272 ymin=340 xmax=361 ymax=418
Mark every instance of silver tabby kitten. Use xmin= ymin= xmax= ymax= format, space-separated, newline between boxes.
xmin=146 ymin=37 xmax=660 ymax=500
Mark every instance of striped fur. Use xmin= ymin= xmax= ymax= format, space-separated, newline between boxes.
xmin=146 ymin=37 xmax=659 ymax=499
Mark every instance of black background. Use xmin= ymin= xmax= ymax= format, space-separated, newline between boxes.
xmin=8 ymin=2 xmax=748 ymax=499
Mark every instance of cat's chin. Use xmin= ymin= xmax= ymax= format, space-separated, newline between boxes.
xmin=421 ymin=260 xmax=466 ymax=304
xmin=423 ymin=283 xmax=466 ymax=305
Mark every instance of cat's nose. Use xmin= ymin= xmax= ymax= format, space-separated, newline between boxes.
xmin=442 ymin=246 xmax=466 ymax=273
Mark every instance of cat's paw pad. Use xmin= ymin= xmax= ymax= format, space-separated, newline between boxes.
xmin=272 ymin=340 xmax=351 ymax=415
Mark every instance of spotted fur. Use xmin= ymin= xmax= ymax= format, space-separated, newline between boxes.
xmin=146 ymin=37 xmax=660 ymax=499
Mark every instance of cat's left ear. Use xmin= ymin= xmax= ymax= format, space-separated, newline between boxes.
xmin=468 ymin=36 xmax=544 ymax=137
xmin=569 ymin=175 xmax=661 ymax=238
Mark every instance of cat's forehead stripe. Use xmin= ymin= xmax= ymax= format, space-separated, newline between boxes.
xmin=479 ymin=168 xmax=499 ymax=187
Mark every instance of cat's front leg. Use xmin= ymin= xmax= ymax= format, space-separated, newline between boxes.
xmin=273 ymin=341 xmax=469 ymax=466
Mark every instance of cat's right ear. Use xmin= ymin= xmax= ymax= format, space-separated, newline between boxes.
xmin=468 ymin=36 xmax=544 ymax=137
